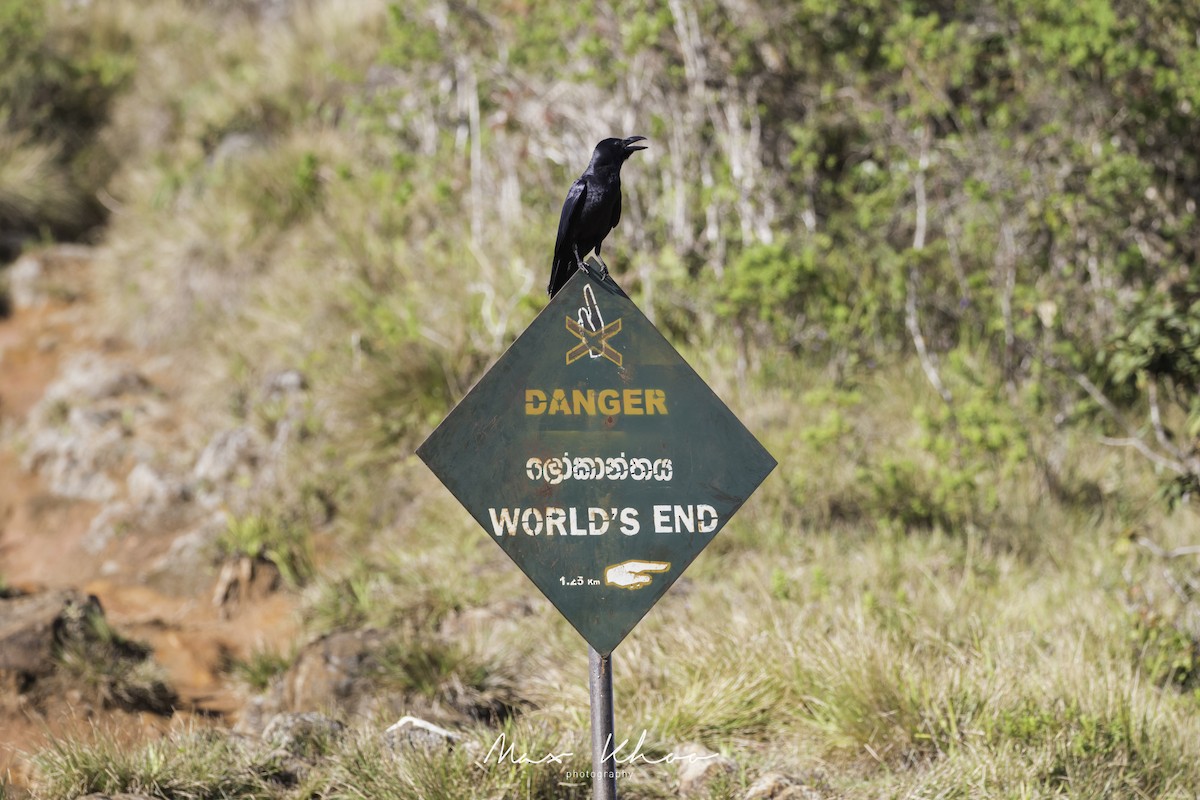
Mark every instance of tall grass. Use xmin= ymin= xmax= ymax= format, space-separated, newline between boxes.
xmin=34 ymin=729 xmax=279 ymax=800
xmin=0 ymin=131 xmax=79 ymax=232
xmin=12 ymin=1 xmax=1200 ymax=798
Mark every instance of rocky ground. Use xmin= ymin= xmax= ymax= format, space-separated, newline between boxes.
xmin=1 ymin=249 xmax=597 ymax=797
xmin=0 ymin=247 xmax=301 ymax=784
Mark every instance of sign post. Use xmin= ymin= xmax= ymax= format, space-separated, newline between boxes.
xmin=589 ymin=646 xmax=616 ymax=800
xmin=418 ymin=264 xmax=775 ymax=796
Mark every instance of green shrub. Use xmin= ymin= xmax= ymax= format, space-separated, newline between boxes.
xmin=228 ymin=646 xmax=293 ymax=692
xmin=217 ymin=512 xmax=314 ymax=588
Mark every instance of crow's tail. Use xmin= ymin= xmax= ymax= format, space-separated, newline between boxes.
xmin=547 ymin=256 xmax=572 ymax=298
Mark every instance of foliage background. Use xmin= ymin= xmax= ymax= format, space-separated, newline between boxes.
xmin=4 ymin=0 xmax=1200 ymax=797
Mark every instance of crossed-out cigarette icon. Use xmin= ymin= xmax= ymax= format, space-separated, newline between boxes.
xmin=565 ymin=285 xmax=622 ymax=367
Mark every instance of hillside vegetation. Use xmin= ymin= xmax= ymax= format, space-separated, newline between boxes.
xmin=4 ymin=0 xmax=1200 ymax=797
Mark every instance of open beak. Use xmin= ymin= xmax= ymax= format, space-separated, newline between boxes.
xmin=622 ymin=135 xmax=649 ymax=153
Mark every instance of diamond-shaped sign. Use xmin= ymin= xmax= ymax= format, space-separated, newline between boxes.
xmin=417 ymin=267 xmax=775 ymax=654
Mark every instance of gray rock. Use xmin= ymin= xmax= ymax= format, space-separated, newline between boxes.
xmin=126 ymin=462 xmax=173 ymax=508
xmin=20 ymin=357 xmax=156 ymax=501
xmin=6 ymin=253 xmax=46 ymax=309
xmin=264 ymin=369 xmax=308 ymax=397
xmin=233 ymin=692 xmax=282 ymax=738
xmin=0 ymin=590 xmax=101 ymax=675
xmin=80 ymin=465 xmax=191 ymax=557
xmin=81 ymin=500 xmax=130 ymax=554
xmin=279 ymin=629 xmax=387 ymax=713
xmin=676 ymin=742 xmax=737 ymax=798
xmin=38 ymin=352 xmax=152 ymax=407
xmin=21 ymin=410 xmax=124 ymax=501
xmin=193 ymin=427 xmax=259 ymax=485
xmin=5 ymin=246 xmax=92 ymax=310
xmin=263 ymin=711 xmax=345 ymax=758
xmin=0 ymin=589 xmax=177 ymax=715
xmin=145 ymin=513 xmax=225 ymax=593
xmin=744 ymin=772 xmax=823 ymax=800
xmin=153 ymin=522 xmax=218 ymax=568
xmin=258 ymin=629 xmax=512 ymax=729
xmin=209 ymin=132 xmax=264 ymax=167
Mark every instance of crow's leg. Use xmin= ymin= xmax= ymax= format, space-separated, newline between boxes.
xmin=594 ymin=246 xmax=610 ymax=279
xmin=574 ymin=244 xmax=604 ymax=281
xmin=573 ymin=244 xmax=593 ymax=276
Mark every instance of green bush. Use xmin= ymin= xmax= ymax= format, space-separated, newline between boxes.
xmin=228 ymin=646 xmax=293 ymax=692
xmin=217 ymin=512 xmax=315 ymax=588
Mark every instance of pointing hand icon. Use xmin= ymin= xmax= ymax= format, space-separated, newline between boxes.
xmin=604 ymin=560 xmax=671 ymax=590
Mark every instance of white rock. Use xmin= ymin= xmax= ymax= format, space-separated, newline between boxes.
xmin=127 ymin=463 xmax=172 ymax=508
xmin=676 ymin=742 xmax=737 ymax=797
xmin=81 ymin=501 xmax=130 ymax=554
xmin=39 ymin=352 xmax=151 ymax=407
xmin=744 ymin=772 xmax=823 ymax=800
xmin=384 ymin=716 xmax=461 ymax=752
xmin=193 ymin=427 xmax=258 ymax=484
xmin=22 ymin=422 xmax=122 ymax=502
xmin=7 ymin=254 xmax=45 ymax=309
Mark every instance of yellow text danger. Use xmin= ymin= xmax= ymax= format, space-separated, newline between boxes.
xmin=525 ymin=388 xmax=668 ymax=416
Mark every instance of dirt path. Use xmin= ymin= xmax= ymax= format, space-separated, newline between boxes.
xmin=0 ymin=251 xmax=299 ymax=783
xmin=0 ymin=288 xmax=95 ymax=590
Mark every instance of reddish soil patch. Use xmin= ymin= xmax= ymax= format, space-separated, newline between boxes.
xmin=84 ymin=577 xmax=299 ymax=715
xmin=0 ymin=303 xmax=70 ymax=420
xmin=0 ymin=260 xmax=300 ymax=784
xmin=0 ymin=452 xmax=101 ymax=592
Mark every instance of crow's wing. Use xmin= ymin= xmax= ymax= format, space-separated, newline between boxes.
xmin=611 ymin=184 xmax=621 ymax=230
xmin=554 ymin=179 xmax=586 ymax=259
xmin=548 ymin=179 xmax=587 ymax=296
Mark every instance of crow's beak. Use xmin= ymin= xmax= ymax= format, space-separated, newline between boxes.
xmin=622 ymin=135 xmax=649 ymax=153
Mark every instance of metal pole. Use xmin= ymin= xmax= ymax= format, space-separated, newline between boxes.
xmin=589 ymin=645 xmax=617 ymax=800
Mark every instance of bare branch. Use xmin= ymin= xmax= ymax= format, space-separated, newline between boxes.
xmin=906 ymin=132 xmax=952 ymax=405
xmin=998 ymin=222 xmax=1016 ymax=386
xmin=1147 ymin=381 xmax=1186 ymax=461
xmin=1069 ymin=370 xmax=1187 ymax=473
xmin=1098 ymin=437 xmax=1186 ymax=473
xmin=1135 ymin=536 xmax=1200 ymax=559
xmin=1071 ymin=370 xmax=1123 ymax=422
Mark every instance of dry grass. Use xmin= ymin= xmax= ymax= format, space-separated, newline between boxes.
xmin=0 ymin=131 xmax=80 ymax=231
xmin=16 ymin=1 xmax=1200 ymax=798
xmin=33 ymin=728 xmax=280 ymax=800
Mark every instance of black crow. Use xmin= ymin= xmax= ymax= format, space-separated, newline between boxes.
xmin=548 ymin=135 xmax=648 ymax=297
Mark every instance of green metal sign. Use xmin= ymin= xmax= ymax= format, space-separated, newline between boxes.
xmin=417 ymin=267 xmax=776 ymax=655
